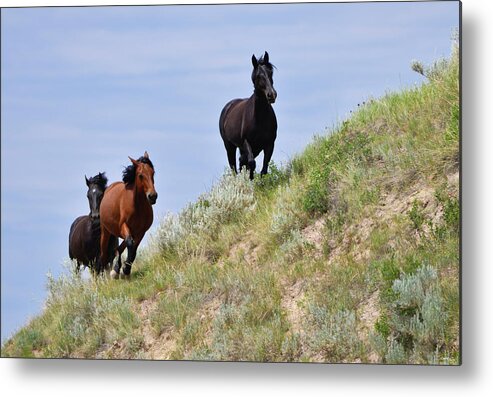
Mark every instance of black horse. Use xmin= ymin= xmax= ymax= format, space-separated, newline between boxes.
xmin=219 ymin=51 xmax=278 ymax=180
xmin=68 ymin=173 xmax=118 ymax=275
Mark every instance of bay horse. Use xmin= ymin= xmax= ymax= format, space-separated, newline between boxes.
xmin=99 ymin=151 xmax=157 ymax=279
xmin=68 ymin=173 xmax=118 ymax=275
xmin=219 ymin=51 xmax=278 ymax=180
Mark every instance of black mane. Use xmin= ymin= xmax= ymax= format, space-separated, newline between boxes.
xmin=258 ymin=54 xmax=275 ymax=71
xmin=122 ymin=156 xmax=154 ymax=185
xmin=87 ymin=172 xmax=108 ymax=190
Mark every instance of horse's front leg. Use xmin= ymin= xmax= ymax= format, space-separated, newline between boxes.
xmin=261 ymin=143 xmax=275 ymax=176
xmin=122 ymin=235 xmax=142 ymax=280
xmin=117 ymin=240 xmax=125 ymax=272
xmin=119 ymin=224 xmax=141 ymax=279
xmin=110 ymin=240 xmax=126 ymax=279
xmin=242 ymin=140 xmax=256 ymax=180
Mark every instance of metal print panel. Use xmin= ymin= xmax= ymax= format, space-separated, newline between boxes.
xmin=1 ymin=0 xmax=461 ymax=364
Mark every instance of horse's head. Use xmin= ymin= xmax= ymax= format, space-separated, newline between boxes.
xmin=251 ymin=51 xmax=277 ymax=104
xmin=128 ymin=151 xmax=158 ymax=205
xmin=85 ymin=172 xmax=108 ymax=220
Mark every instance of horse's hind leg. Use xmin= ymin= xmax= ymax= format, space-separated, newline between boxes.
xmin=239 ymin=149 xmax=247 ymax=172
xmin=75 ymin=261 xmax=81 ymax=276
xmin=224 ymin=141 xmax=237 ymax=173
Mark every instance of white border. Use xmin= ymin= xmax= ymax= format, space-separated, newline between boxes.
xmin=2 ymin=0 xmax=492 ymax=396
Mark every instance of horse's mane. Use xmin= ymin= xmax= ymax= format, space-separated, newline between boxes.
xmin=87 ymin=172 xmax=108 ymax=190
xmin=258 ymin=54 xmax=275 ymax=71
xmin=122 ymin=156 xmax=154 ymax=185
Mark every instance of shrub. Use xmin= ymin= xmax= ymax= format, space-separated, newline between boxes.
xmin=408 ymin=199 xmax=426 ymax=231
xmin=306 ymin=306 xmax=362 ymax=362
xmin=445 ymin=103 xmax=459 ymax=143
xmin=43 ymin=266 xmax=141 ymax=357
xmin=411 ymin=57 xmax=451 ymax=82
xmin=270 ymin=185 xmax=303 ymax=242
xmin=277 ymin=230 xmax=308 ymax=263
xmin=443 ymin=196 xmax=460 ymax=232
xmin=280 ymin=333 xmax=302 ymax=361
xmin=386 ymin=338 xmax=407 ymax=364
xmin=150 ymin=212 xmax=184 ymax=255
xmin=373 ymin=264 xmax=447 ymax=364
xmin=153 ymin=170 xmax=256 ymax=254
xmin=253 ymin=161 xmax=290 ymax=192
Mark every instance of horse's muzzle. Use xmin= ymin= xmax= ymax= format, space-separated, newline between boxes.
xmin=267 ymin=90 xmax=277 ymax=104
xmin=147 ymin=192 xmax=158 ymax=205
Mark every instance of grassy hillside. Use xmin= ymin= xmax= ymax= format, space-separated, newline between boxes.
xmin=2 ymin=42 xmax=460 ymax=364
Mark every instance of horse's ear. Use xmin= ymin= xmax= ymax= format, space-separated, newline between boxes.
xmin=129 ymin=156 xmax=138 ymax=166
xmin=251 ymin=54 xmax=258 ymax=69
xmin=143 ymin=151 xmax=149 ymax=159
xmin=85 ymin=175 xmax=90 ymax=187
xmin=264 ymin=51 xmax=269 ymax=64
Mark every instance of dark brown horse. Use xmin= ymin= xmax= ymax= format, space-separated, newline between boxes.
xmin=69 ymin=173 xmax=118 ymax=275
xmin=219 ymin=51 xmax=278 ymax=180
xmin=99 ymin=152 xmax=157 ymax=279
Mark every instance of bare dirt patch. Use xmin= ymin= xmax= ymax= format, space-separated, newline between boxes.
xmin=127 ymin=293 xmax=175 ymax=360
xmin=197 ymin=295 xmax=223 ymax=348
xmin=226 ymin=231 xmax=262 ymax=268
xmin=144 ymin=331 xmax=176 ymax=360
xmin=281 ymin=280 xmax=306 ymax=338
xmin=376 ymin=181 xmax=445 ymax=241
xmin=139 ymin=295 xmax=159 ymax=347
xmin=357 ymin=290 xmax=381 ymax=363
xmin=358 ymin=291 xmax=380 ymax=333
xmin=447 ymin=170 xmax=459 ymax=188
xmin=301 ymin=217 xmax=325 ymax=257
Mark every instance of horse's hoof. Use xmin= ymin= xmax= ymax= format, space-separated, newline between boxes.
xmin=110 ymin=270 xmax=119 ymax=279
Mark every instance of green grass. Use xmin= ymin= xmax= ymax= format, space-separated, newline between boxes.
xmin=2 ymin=41 xmax=459 ymax=364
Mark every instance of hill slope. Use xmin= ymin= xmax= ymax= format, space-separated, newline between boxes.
xmin=2 ymin=44 xmax=460 ymax=364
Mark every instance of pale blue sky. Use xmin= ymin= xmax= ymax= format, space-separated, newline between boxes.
xmin=1 ymin=1 xmax=459 ymax=342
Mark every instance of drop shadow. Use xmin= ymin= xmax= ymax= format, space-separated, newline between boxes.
xmin=5 ymin=3 xmax=476 ymax=385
